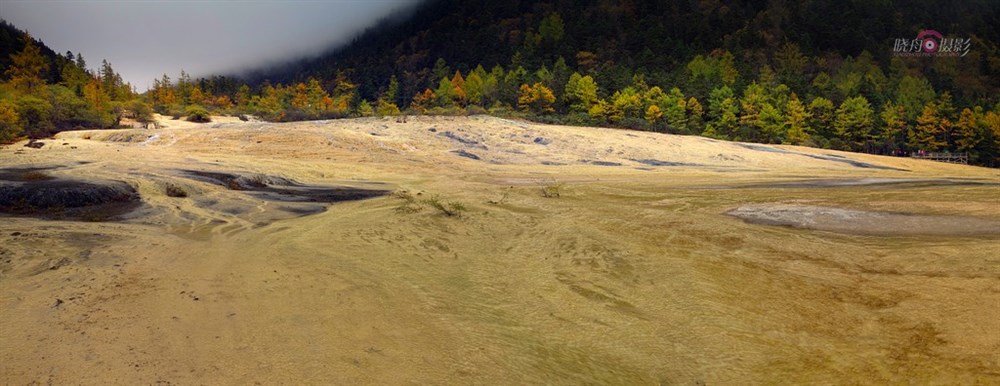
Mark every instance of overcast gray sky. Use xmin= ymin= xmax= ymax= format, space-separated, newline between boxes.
xmin=2 ymin=0 xmax=421 ymax=90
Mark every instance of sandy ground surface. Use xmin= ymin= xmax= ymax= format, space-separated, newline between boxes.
xmin=1 ymin=114 xmax=999 ymax=384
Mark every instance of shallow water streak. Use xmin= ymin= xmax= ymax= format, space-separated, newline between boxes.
xmin=181 ymin=170 xmax=391 ymax=203
xmin=727 ymin=203 xmax=1000 ymax=237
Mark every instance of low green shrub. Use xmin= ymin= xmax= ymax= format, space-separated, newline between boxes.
xmin=185 ymin=105 xmax=211 ymax=122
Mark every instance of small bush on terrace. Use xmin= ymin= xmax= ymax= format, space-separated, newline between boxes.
xmin=185 ymin=105 xmax=211 ymax=123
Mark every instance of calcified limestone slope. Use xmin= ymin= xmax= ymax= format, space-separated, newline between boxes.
xmin=1 ymin=115 xmax=998 ymax=384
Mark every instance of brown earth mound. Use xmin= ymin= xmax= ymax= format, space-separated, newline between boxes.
xmin=0 ymin=175 xmax=140 ymax=221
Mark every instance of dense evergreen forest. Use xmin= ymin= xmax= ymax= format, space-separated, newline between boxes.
xmin=2 ymin=0 xmax=999 ymax=166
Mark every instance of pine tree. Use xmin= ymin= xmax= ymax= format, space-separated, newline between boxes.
xmin=190 ymin=85 xmax=207 ymax=107
xmin=551 ymin=57 xmax=571 ymax=107
xmin=384 ymin=75 xmax=400 ymax=105
xmin=538 ymin=12 xmax=565 ymax=46
xmin=466 ymin=68 xmax=485 ymax=106
xmin=808 ymin=97 xmax=835 ymax=139
xmin=564 ymin=73 xmax=598 ymax=112
xmin=775 ymin=43 xmax=808 ymax=90
xmin=834 ymin=71 xmax=862 ymax=99
xmin=451 ymin=70 xmax=466 ymax=106
xmin=704 ymin=97 xmax=738 ymax=139
xmin=834 ymin=96 xmax=875 ymax=151
xmin=155 ymin=74 xmax=175 ymax=109
xmin=575 ymin=51 xmax=598 ymax=73
xmin=83 ymin=77 xmax=106 ymax=118
xmin=954 ymin=107 xmax=980 ymax=153
xmin=707 ymin=86 xmax=734 ymax=121
xmin=686 ymin=97 xmax=704 ymax=133
xmin=719 ymin=51 xmax=738 ymax=86
xmin=177 ymin=70 xmax=193 ymax=105
xmin=911 ymin=102 xmax=947 ymax=151
xmin=757 ymin=102 xmax=785 ymax=143
xmin=896 ymin=75 xmax=935 ymax=121
xmin=431 ymin=58 xmax=450 ymax=82
xmin=254 ymin=84 xmax=284 ymax=121
xmin=100 ymin=60 xmax=119 ymax=100
xmin=738 ymin=83 xmax=767 ymax=141
xmin=501 ymin=66 xmax=528 ymax=106
xmin=482 ymin=65 xmax=502 ymax=107
xmin=330 ymin=72 xmax=356 ymax=114
xmin=358 ymin=99 xmax=374 ymax=117
xmin=645 ymin=105 xmax=663 ymax=125
xmin=643 ymin=86 xmax=665 ymax=108
xmin=59 ymin=57 xmax=90 ymax=96
xmin=609 ymin=87 xmax=642 ymax=122
xmin=75 ymin=53 xmax=87 ymax=71
xmin=534 ymin=65 xmax=553 ymax=90
xmin=435 ymin=77 xmax=456 ymax=107
xmin=306 ymin=79 xmax=327 ymax=110
xmin=235 ymin=84 xmax=251 ymax=110
xmin=322 ymin=95 xmax=334 ymax=112
xmin=982 ymin=111 xmax=1000 ymax=166
xmin=758 ymin=65 xmax=777 ymax=88
xmin=784 ymin=96 xmax=812 ymax=145
xmin=812 ymin=72 xmax=832 ymax=98
xmin=686 ymin=55 xmax=717 ymax=95
xmin=936 ymin=91 xmax=956 ymax=121
xmin=878 ymin=101 xmax=906 ymax=153
xmin=663 ymin=88 xmax=687 ymax=132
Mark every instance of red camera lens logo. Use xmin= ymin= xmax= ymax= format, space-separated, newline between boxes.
xmin=917 ymin=30 xmax=943 ymax=53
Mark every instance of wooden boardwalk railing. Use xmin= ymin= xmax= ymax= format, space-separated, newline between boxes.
xmin=911 ymin=152 xmax=969 ymax=164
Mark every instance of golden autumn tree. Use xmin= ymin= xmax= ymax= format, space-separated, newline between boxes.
xmin=253 ymin=84 xmax=284 ymax=121
xmin=718 ymin=50 xmax=738 ymax=86
xmin=464 ymin=69 xmax=484 ymax=106
xmin=645 ymin=104 xmax=663 ymax=125
xmin=357 ymin=99 xmax=374 ymax=117
xmin=0 ymin=100 xmax=22 ymax=143
xmin=517 ymin=83 xmax=556 ymax=114
xmin=152 ymin=74 xmax=176 ymax=110
xmin=910 ymin=102 xmax=947 ymax=151
xmin=784 ymin=95 xmax=812 ymax=145
xmin=189 ymin=85 xmax=206 ymax=106
xmin=322 ymin=95 xmax=334 ymax=112
xmin=291 ymin=82 xmax=310 ymax=110
xmin=305 ymin=78 xmax=328 ymax=115
xmin=83 ymin=77 xmax=107 ymax=117
xmin=213 ymin=95 xmax=233 ymax=110
xmin=376 ymin=99 xmax=401 ymax=116
xmin=411 ymin=88 xmax=436 ymax=113
xmin=331 ymin=72 xmax=356 ymax=112
xmin=878 ymin=101 xmax=907 ymax=152
xmin=686 ymin=97 xmax=704 ymax=132
xmin=451 ymin=70 xmax=467 ymax=105
xmin=6 ymin=33 xmax=49 ymax=95
xmin=953 ymin=107 xmax=980 ymax=153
